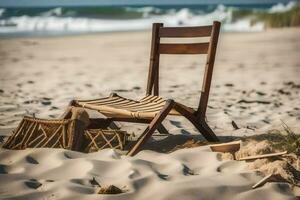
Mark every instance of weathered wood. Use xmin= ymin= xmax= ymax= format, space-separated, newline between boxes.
xmin=71 ymin=119 xmax=85 ymax=151
xmin=127 ymin=100 xmax=175 ymax=156
xmin=252 ymin=174 xmax=273 ymax=189
xmin=147 ymin=23 xmax=162 ymax=96
xmin=76 ymin=95 xmax=180 ymax=119
xmin=174 ymin=103 xmax=219 ymax=142
xmin=159 ymin=26 xmax=212 ymax=38
xmin=238 ymin=151 xmax=287 ymax=161
xmin=252 ymin=174 xmax=287 ymax=189
xmin=197 ymin=21 xmax=221 ymax=119
xmin=71 ymin=21 xmax=221 ymax=155
xmin=159 ymin=43 xmax=209 ymax=54
xmin=157 ymin=124 xmax=170 ymax=134
xmin=209 ymin=140 xmax=241 ymax=153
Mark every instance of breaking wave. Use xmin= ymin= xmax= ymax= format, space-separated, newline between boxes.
xmin=0 ymin=2 xmax=298 ymax=36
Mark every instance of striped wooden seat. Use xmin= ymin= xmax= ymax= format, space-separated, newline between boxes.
xmin=75 ymin=94 xmax=183 ymax=119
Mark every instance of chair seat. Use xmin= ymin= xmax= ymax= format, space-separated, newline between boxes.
xmin=74 ymin=94 xmax=184 ymax=119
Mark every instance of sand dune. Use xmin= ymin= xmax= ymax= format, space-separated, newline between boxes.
xmin=0 ymin=147 xmax=297 ymax=200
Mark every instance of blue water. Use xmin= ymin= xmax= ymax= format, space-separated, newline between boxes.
xmin=0 ymin=2 xmax=297 ymax=37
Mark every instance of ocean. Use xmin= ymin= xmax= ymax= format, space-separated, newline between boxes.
xmin=0 ymin=1 xmax=298 ymax=37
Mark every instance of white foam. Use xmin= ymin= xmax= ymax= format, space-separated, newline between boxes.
xmin=223 ymin=20 xmax=264 ymax=32
xmin=40 ymin=7 xmax=63 ymax=17
xmin=269 ymin=1 xmax=297 ymax=13
xmin=0 ymin=5 xmax=266 ymax=35
xmin=0 ymin=8 xmax=5 ymax=17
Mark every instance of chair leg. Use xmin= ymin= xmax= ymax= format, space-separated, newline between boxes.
xmin=60 ymin=100 xmax=77 ymax=119
xmin=174 ymin=104 xmax=219 ymax=142
xmin=127 ymin=99 xmax=175 ymax=156
xmin=60 ymin=106 xmax=72 ymax=119
xmin=198 ymin=119 xmax=219 ymax=142
xmin=157 ymin=124 xmax=170 ymax=134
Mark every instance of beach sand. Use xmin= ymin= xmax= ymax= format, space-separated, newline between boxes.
xmin=0 ymin=28 xmax=299 ymax=199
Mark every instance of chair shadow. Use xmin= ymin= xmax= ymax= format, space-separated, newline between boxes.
xmin=124 ymin=134 xmax=242 ymax=153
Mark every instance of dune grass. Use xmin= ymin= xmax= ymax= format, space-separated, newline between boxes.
xmin=245 ymin=123 xmax=300 ymax=157
xmin=255 ymin=6 xmax=300 ymax=28
xmin=231 ymin=5 xmax=300 ymax=28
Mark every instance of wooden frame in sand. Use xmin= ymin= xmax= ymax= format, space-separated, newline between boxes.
xmin=69 ymin=21 xmax=221 ymax=156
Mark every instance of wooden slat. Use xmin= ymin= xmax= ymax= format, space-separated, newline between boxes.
xmin=119 ymin=103 xmax=164 ymax=111
xmin=77 ymin=96 xmax=117 ymax=103
xmin=121 ymin=99 xmax=165 ymax=109
xmin=84 ymin=97 xmax=125 ymax=104
xmin=102 ymin=99 xmax=134 ymax=106
xmin=139 ymin=95 xmax=153 ymax=101
xmin=159 ymin=43 xmax=209 ymax=54
xmin=95 ymin=99 xmax=134 ymax=106
xmin=93 ymin=98 xmax=128 ymax=106
xmin=159 ymin=26 xmax=212 ymax=38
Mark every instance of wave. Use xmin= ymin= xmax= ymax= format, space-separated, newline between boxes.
xmin=269 ymin=1 xmax=297 ymax=13
xmin=40 ymin=7 xmax=63 ymax=17
xmin=0 ymin=2 xmax=298 ymax=36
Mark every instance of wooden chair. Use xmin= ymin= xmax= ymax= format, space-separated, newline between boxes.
xmin=70 ymin=21 xmax=221 ymax=156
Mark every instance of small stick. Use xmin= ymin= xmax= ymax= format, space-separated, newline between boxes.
xmin=238 ymin=151 xmax=287 ymax=161
xmin=252 ymin=174 xmax=287 ymax=189
xmin=252 ymin=174 xmax=273 ymax=189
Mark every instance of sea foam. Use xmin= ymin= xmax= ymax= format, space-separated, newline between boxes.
xmin=0 ymin=2 xmax=297 ymax=36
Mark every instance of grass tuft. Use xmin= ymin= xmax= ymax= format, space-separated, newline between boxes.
xmin=245 ymin=122 xmax=300 ymax=156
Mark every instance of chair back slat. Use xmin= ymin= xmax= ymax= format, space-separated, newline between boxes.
xmin=146 ymin=21 xmax=221 ymax=119
xmin=159 ymin=26 xmax=212 ymax=38
xmin=159 ymin=43 xmax=209 ymax=54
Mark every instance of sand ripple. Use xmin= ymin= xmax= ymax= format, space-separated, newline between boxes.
xmin=0 ymin=147 xmax=297 ymax=200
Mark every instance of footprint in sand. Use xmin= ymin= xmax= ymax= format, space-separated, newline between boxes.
xmin=132 ymin=86 xmax=141 ymax=90
xmin=180 ymin=129 xmax=191 ymax=135
xmin=225 ymin=83 xmax=234 ymax=87
xmin=25 ymin=156 xmax=39 ymax=164
xmin=0 ymin=164 xmax=7 ymax=174
xmin=41 ymin=100 xmax=52 ymax=106
xmin=24 ymin=179 xmax=42 ymax=189
xmin=183 ymin=165 xmax=197 ymax=176
xmin=71 ymin=178 xmax=95 ymax=187
xmin=170 ymin=120 xmax=182 ymax=128
xmin=113 ymin=89 xmax=130 ymax=92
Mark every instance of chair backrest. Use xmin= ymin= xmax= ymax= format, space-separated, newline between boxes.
xmin=146 ymin=21 xmax=221 ymax=119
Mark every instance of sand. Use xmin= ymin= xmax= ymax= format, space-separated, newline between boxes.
xmin=0 ymin=28 xmax=299 ymax=135
xmin=0 ymin=146 xmax=297 ymax=200
xmin=0 ymin=28 xmax=299 ymax=199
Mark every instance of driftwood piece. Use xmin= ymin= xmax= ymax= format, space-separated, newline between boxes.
xmin=238 ymin=151 xmax=287 ymax=161
xmin=209 ymin=141 xmax=241 ymax=160
xmin=252 ymin=174 xmax=287 ymax=189
xmin=209 ymin=141 xmax=241 ymax=153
